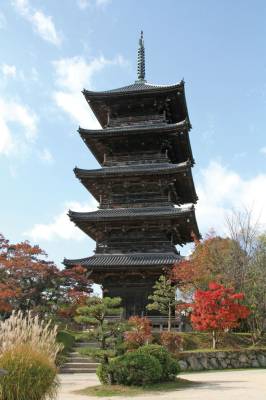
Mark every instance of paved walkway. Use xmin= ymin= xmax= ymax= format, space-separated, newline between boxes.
xmin=57 ymin=369 xmax=266 ymax=400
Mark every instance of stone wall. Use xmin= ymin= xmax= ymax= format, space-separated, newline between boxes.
xmin=177 ymin=349 xmax=266 ymax=371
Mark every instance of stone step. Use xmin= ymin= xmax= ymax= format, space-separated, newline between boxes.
xmin=60 ymin=366 xmax=99 ymax=374
xmin=63 ymin=362 xmax=99 ymax=368
xmin=74 ymin=342 xmax=99 ymax=348
xmin=66 ymin=357 xmax=95 ymax=363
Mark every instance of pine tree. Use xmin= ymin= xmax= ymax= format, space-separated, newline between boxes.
xmin=146 ymin=275 xmax=177 ymax=331
xmin=75 ymin=296 xmax=124 ymax=363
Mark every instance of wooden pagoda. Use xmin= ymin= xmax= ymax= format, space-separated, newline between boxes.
xmin=64 ymin=32 xmax=200 ymax=317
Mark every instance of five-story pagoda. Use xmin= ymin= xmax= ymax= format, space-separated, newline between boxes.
xmin=64 ymin=32 xmax=200 ymax=317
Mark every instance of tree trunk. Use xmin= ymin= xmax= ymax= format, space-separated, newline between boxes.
xmin=168 ymin=303 xmax=172 ymax=332
xmin=212 ymin=330 xmax=216 ymax=349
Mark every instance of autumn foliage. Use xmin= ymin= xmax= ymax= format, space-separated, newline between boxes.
xmin=124 ymin=316 xmax=152 ymax=349
xmin=160 ymin=331 xmax=182 ymax=354
xmin=191 ymin=282 xmax=250 ymax=348
xmin=0 ymin=233 xmax=92 ymax=318
xmin=171 ymin=233 xmax=242 ymax=292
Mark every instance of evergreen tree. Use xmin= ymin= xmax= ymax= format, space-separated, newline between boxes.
xmin=75 ymin=296 xmax=124 ymax=363
xmin=146 ymin=275 xmax=177 ymax=331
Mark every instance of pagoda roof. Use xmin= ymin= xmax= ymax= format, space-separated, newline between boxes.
xmin=74 ymin=161 xmax=198 ymax=205
xmin=79 ymin=119 xmax=190 ymax=137
xmin=79 ymin=120 xmax=194 ymax=166
xmin=83 ymin=80 xmax=184 ymax=98
xmin=68 ymin=205 xmax=200 ymax=244
xmin=69 ymin=205 xmax=194 ymax=222
xmin=74 ymin=160 xmax=190 ymax=178
xmin=63 ymin=252 xmax=181 ymax=269
xmin=83 ymin=80 xmax=189 ymax=128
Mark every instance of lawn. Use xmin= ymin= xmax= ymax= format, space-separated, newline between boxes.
xmin=75 ymin=378 xmax=200 ymax=397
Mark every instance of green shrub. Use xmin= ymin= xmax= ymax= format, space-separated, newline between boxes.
xmin=108 ymin=352 xmax=162 ymax=386
xmin=96 ymin=363 xmax=112 ymax=385
xmin=136 ymin=344 xmax=180 ymax=381
xmin=56 ymin=330 xmax=75 ymax=353
xmin=0 ymin=344 xmax=59 ymax=400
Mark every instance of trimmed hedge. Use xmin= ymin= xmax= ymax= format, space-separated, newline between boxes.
xmin=97 ymin=353 xmax=162 ymax=386
xmin=136 ymin=344 xmax=180 ymax=381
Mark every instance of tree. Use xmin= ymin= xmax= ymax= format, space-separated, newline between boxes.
xmin=191 ymin=282 xmax=250 ymax=349
xmin=146 ymin=275 xmax=177 ymax=331
xmin=172 ymin=233 xmax=243 ymax=293
xmin=0 ymin=234 xmax=92 ymax=319
xmin=75 ymin=296 xmax=123 ymax=364
xmin=244 ymin=234 xmax=266 ymax=343
xmin=124 ymin=316 xmax=152 ymax=348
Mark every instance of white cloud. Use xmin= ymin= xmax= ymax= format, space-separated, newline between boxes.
xmin=39 ymin=148 xmax=54 ymax=164
xmin=25 ymin=200 xmax=98 ymax=241
xmin=52 ymin=55 xmax=127 ymax=128
xmin=195 ymin=161 xmax=266 ymax=236
xmin=77 ymin=0 xmax=111 ymax=9
xmin=260 ymin=146 xmax=266 ymax=155
xmin=0 ymin=97 xmax=38 ymax=155
xmin=1 ymin=64 xmax=17 ymax=78
xmin=11 ymin=0 xmax=61 ymax=45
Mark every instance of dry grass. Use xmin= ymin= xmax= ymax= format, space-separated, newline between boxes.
xmin=0 ymin=310 xmax=62 ymax=362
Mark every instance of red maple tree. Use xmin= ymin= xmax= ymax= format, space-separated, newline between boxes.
xmin=124 ymin=316 xmax=152 ymax=349
xmin=191 ymin=282 xmax=250 ymax=348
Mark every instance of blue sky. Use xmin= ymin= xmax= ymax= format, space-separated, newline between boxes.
xmin=0 ymin=0 xmax=266 ymax=269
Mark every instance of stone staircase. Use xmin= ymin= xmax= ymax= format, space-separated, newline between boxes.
xmin=60 ymin=341 xmax=100 ymax=374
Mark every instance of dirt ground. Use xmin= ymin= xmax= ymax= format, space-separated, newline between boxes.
xmin=57 ymin=369 xmax=266 ymax=400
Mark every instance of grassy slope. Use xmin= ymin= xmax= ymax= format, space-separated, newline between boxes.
xmin=175 ymin=332 xmax=266 ymax=351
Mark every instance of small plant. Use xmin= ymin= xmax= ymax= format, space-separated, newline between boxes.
xmin=136 ymin=344 xmax=180 ymax=381
xmin=160 ymin=331 xmax=182 ymax=354
xmin=124 ymin=316 xmax=152 ymax=349
xmin=0 ymin=311 xmax=62 ymax=362
xmin=107 ymin=352 xmax=162 ymax=386
xmin=0 ymin=344 xmax=59 ymax=400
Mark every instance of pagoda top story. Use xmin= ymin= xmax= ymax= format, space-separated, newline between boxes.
xmin=82 ymin=31 xmax=190 ymax=129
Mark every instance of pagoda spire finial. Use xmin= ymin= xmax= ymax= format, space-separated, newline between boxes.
xmin=136 ymin=30 xmax=146 ymax=83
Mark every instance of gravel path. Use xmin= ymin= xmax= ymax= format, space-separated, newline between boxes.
xmin=57 ymin=369 xmax=266 ymax=400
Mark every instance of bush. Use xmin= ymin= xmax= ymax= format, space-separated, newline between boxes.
xmin=106 ymin=352 xmax=162 ymax=386
xmin=56 ymin=330 xmax=75 ymax=353
xmin=160 ymin=331 xmax=182 ymax=354
xmin=96 ymin=363 xmax=112 ymax=385
xmin=124 ymin=316 xmax=152 ymax=349
xmin=136 ymin=344 xmax=180 ymax=381
xmin=0 ymin=344 xmax=59 ymax=400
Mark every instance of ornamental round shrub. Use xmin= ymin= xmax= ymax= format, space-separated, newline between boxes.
xmin=109 ymin=352 xmax=162 ymax=386
xmin=136 ymin=344 xmax=180 ymax=381
xmin=0 ymin=344 xmax=59 ymax=400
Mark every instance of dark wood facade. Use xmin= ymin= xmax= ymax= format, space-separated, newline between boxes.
xmin=64 ymin=33 xmax=199 ymax=317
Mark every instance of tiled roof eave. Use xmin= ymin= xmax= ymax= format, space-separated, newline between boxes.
xmin=78 ymin=119 xmax=190 ymax=137
xmin=68 ymin=206 xmax=194 ymax=222
xmin=74 ymin=161 xmax=191 ymax=179
xmin=63 ymin=252 xmax=181 ymax=268
xmin=82 ymin=81 xmax=184 ymax=98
